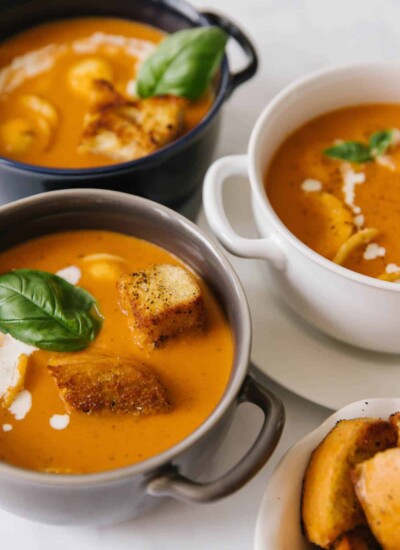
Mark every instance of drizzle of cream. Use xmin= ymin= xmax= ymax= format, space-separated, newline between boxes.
xmin=376 ymin=155 xmax=396 ymax=171
xmin=2 ymin=424 xmax=12 ymax=432
xmin=340 ymin=163 xmax=365 ymax=214
xmin=8 ymin=389 xmax=32 ymax=420
xmin=56 ymin=265 xmax=81 ymax=285
xmin=0 ymin=334 xmax=37 ymax=399
xmin=363 ymin=243 xmax=386 ymax=260
xmin=353 ymin=214 xmax=365 ymax=229
xmin=0 ymin=44 xmax=67 ymax=94
xmin=49 ymin=414 xmax=70 ymax=430
xmin=301 ymin=178 xmax=322 ymax=192
xmin=386 ymin=263 xmax=400 ymax=273
xmin=71 ymin=33 xmax=155 ymax=61
xmin=0 ymin=33 xmax=155 ymax=96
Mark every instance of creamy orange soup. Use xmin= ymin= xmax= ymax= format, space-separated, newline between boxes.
xmin=266 ymin=104 xmax=400 ymax=280
xmin=0 ymin=230 xmax=233 ymax=473
xmin=0 ymin=18 xmax=213 ymax=168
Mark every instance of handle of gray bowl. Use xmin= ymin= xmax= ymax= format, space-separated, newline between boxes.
xmin=201 ymin=11 xmax=258 ymax=98
xmin=146 ymin=367 xmax=284 ymax=503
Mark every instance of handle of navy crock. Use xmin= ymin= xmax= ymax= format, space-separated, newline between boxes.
xmin=146 ymin=366 xmax=285 ymax=503
xmin=203 ymin=154 xmax=286 ymax=269
xmin=201 ymin=11 xmax=258 ymax=98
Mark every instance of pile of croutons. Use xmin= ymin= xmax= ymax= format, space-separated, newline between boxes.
xmin=301 ymin=413 xmax=400 ymax=550
xmin=49 ymin=263 xmax=205 ymax=417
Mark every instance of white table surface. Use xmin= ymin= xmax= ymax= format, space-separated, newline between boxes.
xmin=1 ymin=0 xmax=399 ymax=547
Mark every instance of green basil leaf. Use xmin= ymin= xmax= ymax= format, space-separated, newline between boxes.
xmin=137 ymin=27 xmax=228 ymax=101
xmin=0 ymin=269 xmax=103 ymax=351
xmin=324 ymin=141 xmax=372 ymax=163
xmin=369 ymin=129 xmax=394 ymax=158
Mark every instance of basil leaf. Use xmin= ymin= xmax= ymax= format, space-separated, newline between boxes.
xmin=324 ymin=141 xmax=372 ymax=163
xmin=137 ymin=27 xmax=228 ymax=101
xmin=369 ymin=129 xmax=394 ymax=158
xmin=0 ymin=269 xmax=103 ymax=351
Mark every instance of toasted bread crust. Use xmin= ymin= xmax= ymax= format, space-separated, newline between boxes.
xmin=333 ymin=527 xmax=381 ymax=550
xmin=48 ymin=353 xmax=171 ymax=415
xmin=353 ymin=447 xmax=400 ymax=550
xmin=78 ymin=80 xmax=186 ymax=161
xmin=302 ymin=418 xmax=396 ymax=548
xmin=389 ymin=411 xmax=400 ymax=445
xmin=118 ymin=264 xmax=205 ymax=347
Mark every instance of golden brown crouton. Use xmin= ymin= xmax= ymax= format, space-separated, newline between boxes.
xmin=353 ymin=448 xmax=400 ymax=550
xmin=48 ymin=353 xmax=171 ymax=415
xmin=302 ymin=418 xmax=396 ymax=549
xmin=118 ymin=264 xmax=205 ymax=347
xmin=78 ymin=80 xmax=186 ymax=161
xmin=333 ymin=528 xmax=381 ymax=550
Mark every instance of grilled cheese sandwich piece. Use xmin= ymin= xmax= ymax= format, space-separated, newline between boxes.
xmin=353 ymin=447 xmax=400 ymax=550
xmin=48 ymin=353 xmax=171 ymax=415
xmin=78 ymin=80 xmax=186 ymax=162
xmin=302 ymin=418 xmax=396 ymax=549
xmin=118 ymin=264 xmax=205 ymax=347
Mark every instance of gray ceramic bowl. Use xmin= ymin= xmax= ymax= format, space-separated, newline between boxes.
xmin=0 ymin=189 xmax=284 ymax=526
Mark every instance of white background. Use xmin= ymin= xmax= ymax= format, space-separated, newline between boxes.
xmin=1 ymin=0 xmax=400 ymax=548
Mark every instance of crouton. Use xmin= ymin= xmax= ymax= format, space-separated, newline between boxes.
xmin=353 ymin=447 xmax=400 ymax=550
xmin=48 ymin=353 xmax=171 ymax=415
xmin=333 ymin=528 xmax=381 ymax=550
xmin=78 ymin=80 xmax=186 ymax=162
xmin=118 ymin=264 xmax=205 ymax=347
xmin=301 ymin=418 xmax=396 ymax=549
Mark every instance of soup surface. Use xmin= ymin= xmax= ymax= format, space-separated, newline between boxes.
xmin=0 ymin=230 xmax=233 ymax=473
xmin=266 ymin=104 xmax=400 ymax=280
xmin=0 ymin=18 xmax=213 ymax=168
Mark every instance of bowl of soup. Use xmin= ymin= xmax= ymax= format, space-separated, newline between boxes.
xmin=0 ymin=189 xmax=284 ymax=525
xmin=0 ymin=0 xmax=258 ymax=211
xmin=204 ymin=62 xmax=400 ymax=353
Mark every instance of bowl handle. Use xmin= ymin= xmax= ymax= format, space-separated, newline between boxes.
xmin=201 ymin=11 xmax=258 ymax=98
xmin=203 ymin=154 xmax=286 ymax=269
xmin=146 ymin=366 xmax=284 ymax=503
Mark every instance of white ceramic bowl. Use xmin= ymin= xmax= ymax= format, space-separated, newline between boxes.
xmin=203 ymin=62 xmax=400 ymax=353
xmin=254 ymin=397 xmax=400 ymax=550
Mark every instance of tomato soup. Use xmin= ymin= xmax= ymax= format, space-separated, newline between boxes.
xmin=266 ymin=104 xmax=400 ymax=281
xmin=0 ymin=18 xmax=213 ymax=168
xmin=0 ymin=230 xmax=233 ymax=474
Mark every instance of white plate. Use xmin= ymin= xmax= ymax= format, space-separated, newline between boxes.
xmin=254 ymin=397 xmax=400 ymax=550
xmin=197 ymin=177 xmax=400 ymax=410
